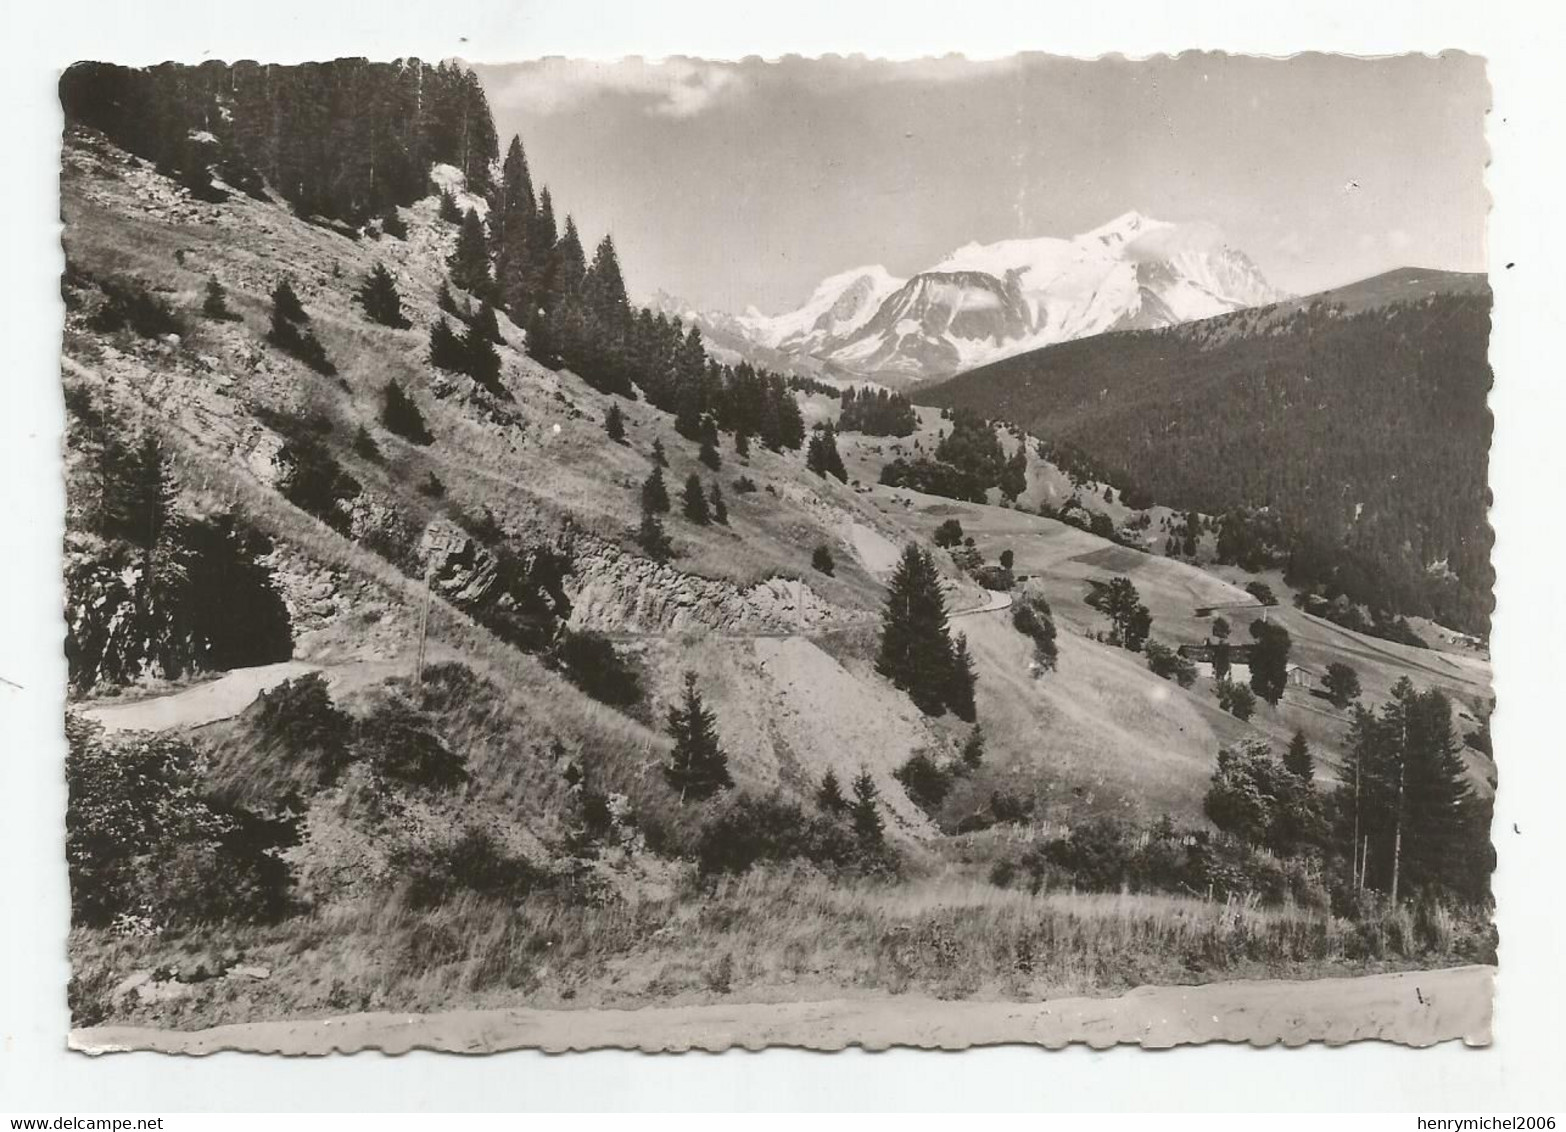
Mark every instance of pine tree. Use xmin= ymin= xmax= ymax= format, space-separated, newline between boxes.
xmin=379 ymin=203 xmax=407 ymax=239
xmin=428 ymin=316 xmax=466 ymax=372
xmin=850 ymin=770 xmax=884 ymax=847
xmin=270 ymin=277 xmax=307 ymax=323
xmin=1284 ymin=729 xmax=1314 ymax=780
xmin=438 ymin=187 xmax=462 ymax=223
xmin=682 ymin=473 xmax=710 ymax=525
xmin=734 ymin=429 xmax=751 ymax=459
xmin=961 ymin=724 xmax=986 ymax=770
xmin=999 ymin=445 xmax=1028 ymax=501
xmin=806 ymin=423 xmax=847 ymax=481
xmin=462 ymin=322 xmax=504 ymax=395
xmin=709 ymin=481 xmax=728 ymax=525
xmin=816 ymin=769 xmax=848 ymax=814
xmin=641 ymin=465 xmax=670 ymax=514
xmin=471 ymin=301 xmax=503 ymax=344
xmin=604 ymin=402 xmax=626 ymax=443
xmin=651 ymin=437 xmax=668 ymax=468
xmin=352 ymin=424 xmax=383 ymax=463
xmin=876 ymin=543 xmax=956 ymax=716
xmin=664 ymin=671 xmax=733 ymax=802
xmin=201 ymin=275 xmax=238 ymax=321
xmin=946 ymin=633 xmax=978 ymax=723
xmin=379 ymin=380 xmax=432 ymax=445
xmin=448 ymin=207 xmax=491 ymax=295
xmin=637 ymin=512 xmax=673 ymax=562
xmin=437 ymin=281 xmax=463 ymax=319
xmin=355 ymin=263 xmax=412 ymax=329
xmin=699 ymin=436 xmax=721 ymax=471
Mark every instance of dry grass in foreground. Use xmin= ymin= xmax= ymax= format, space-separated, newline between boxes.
xmin=68 ymin=868 xmax=1479 ymax=1030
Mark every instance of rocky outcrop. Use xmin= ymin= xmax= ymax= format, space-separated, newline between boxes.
xmin=567 ymin=543 xmax=868 ymax=635
xmin=418 ymin=520 xmax=502 ymax=606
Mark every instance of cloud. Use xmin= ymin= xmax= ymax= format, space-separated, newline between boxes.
xmin=1388 ymin=228 xmax=1412 ymax=251
xmin=496 ymin=58 xmax=747 ymax=118
xmin=1277 ymin=230 xmax=1305 ymax=257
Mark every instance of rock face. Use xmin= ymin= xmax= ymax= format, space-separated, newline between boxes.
xmin=567 ymin=543 xmax=867 ymax=635
xmin=418 ymin=520 xmax=502 ymax=606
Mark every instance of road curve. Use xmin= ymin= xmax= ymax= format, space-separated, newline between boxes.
xmin=71 ymin=964 xmax=1492 ymax=1054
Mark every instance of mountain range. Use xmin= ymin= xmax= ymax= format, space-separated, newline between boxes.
xmin=653 ymin=212 xmax=1285 ymax=384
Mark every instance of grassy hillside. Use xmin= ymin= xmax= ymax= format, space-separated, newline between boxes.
xmin=59 ymin=119 xmax=1495 ymax=1033
xmin=914 ymin=271 xmax=1494 ymax=636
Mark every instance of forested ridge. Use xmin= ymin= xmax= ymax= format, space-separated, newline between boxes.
xmin=61 ymin=58 xmax=497 ymax=222
xmin=918 ymin=278 xmax=1495 ymax=635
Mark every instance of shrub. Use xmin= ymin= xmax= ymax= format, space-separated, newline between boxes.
xmin=88 ymin=275 xmax=184 ymax=339
xmin=812 ymin=545 xmax=835 ymax=576
xmin=695 ymin=794 xmax=857 ymax=876
xmin=201 ymin=276 xmax=241 ymax=321
xmin=551 ymin=629 xmax=644 ymax=709
xmin=732 ymin=475 xmax=758 ymax=494
xmin=417 ymin=471 xmax=446 ymax=498
xmin=1216 ymin=679 xmax=1257 ymax=720
xmin=1011 ymin=583 xmax=1058 ymax=672
xmin=245 ymin=672 xmax=355 ymax=790
xmin=1145 ymin=639 xmax=1197 ymax=687
xmin=394 ymin=827 xmax=543 ymax=909
xmin=65 ymin=717 xmax=296 ymax=929
xmin=893 ymin=752 xmax=954 ymax=815
xmin=355 ymin=692 xmax=468 ymax=791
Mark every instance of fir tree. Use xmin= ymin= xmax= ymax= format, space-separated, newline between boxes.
xmin=462 ymin=321 xmax=504 ymax=395
xmin=379 ymin=203 xmax=407 ymax=240
xmin=699 ymin=437 xmax=721 ymax=471
xmin=641 ymin=465 xmax=670 ymax=514
xmin=998 ymin=445 xmax=1028 ymax=501
xmin=604 ymin=402 xmax=626 ymax=443
xmin=471 ymin=301 xmax=504 ymax=344
xmin=682 ymin=473 xmax=710 ymax=525
xmin=201 ymin=275 xmax=239 ymax=321
xmin=438 ymin=187 xmax=462 ymax=223
xmin=816 ymin=769 xmax=848 ymax=814
xmin=961 ymin=724 xmax=986 ymax=770
xmin=1284 ymin=729 xmax=1314 ymax=780
xmin=1324 ymin=662 xmax=1362 ymax=709
xmin=437 ymin=281 xmax=463 ymax=319
xmin=651 ymin=437 xmax=668 ymax=467
xmin=270 ymin=277 xmax=307 ymax=323
xmin=379 ymin=380 xmax=433 ymax=445
xmin=637 ymin=511 xmax=673 ymax=562
xmin=946 ymin=633 xmax=978 ymax=723
xmin=734 ymin=429 xmax=751 ymax=459
xmin=352 ymin=424 xmax=382 ymax=463
xmin=417 ymin=471 xmax=446 ymax=498
xmin=806 ymin=423 xmax=847 ymax=481
xmin=850 ymin=770 xmax=884 ymax=847
xmin=664 ymin=671 xmax=733 ymax=802
xmin=355 ymin=263 xmax=412 ymax=329
xmin=876 ymin=543 xmax=957 ymax=716
xmin=709 ymin=481 xmax=727 ymax=525
xmin=448 ymin=207 xmax=491 ymax=295
xmin=812 ymin=545 xmax=835 ymax=575
xmin=428 ymin=316 xmax=466 ymax=372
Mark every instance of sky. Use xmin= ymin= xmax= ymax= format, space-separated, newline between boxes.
xmin=473 ymin=53 xmax=1489 ymax=315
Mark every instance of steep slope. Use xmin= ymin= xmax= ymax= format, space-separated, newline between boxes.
xmin=680 ymin=211 xmax=1283 ymax=384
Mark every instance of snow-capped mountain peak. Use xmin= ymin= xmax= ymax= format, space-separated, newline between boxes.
xmin=662 ymin=212 xmax=1286 ymax=384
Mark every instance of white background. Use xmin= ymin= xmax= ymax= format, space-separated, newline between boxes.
xmin=2 ymin=0 xmax=1562 ymax=1113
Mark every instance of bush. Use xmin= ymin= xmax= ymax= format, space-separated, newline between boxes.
xmin=245 ymin=672 xmax=355 ymax=790
xmin=812 ymin=545 xmax=835 ymax=576
xmin=893 ymin=752 xmax=954 ymax=815
xmin=88 ymin=275 xmax=184 ymax=339
xmin=352 ymin=424 xmax=383 ymax=463
xmin=417 ymin=471 xmax=446 ymax=498
xmin=65 ymin=718 xmax=296 ymax=929
xmin=551 ymin=629 xmax=644 ymax=709
xmin=394 ymin=827 xmax=544 ymax=909
xmin=732 ymin=475 xmax=759 ymax=494
xmin=1010 ymin=583 xmax=1058 ymax=671
xmin=1145 ymin=639 xmax=1197 ymax=687
xmin=1216 ymin=680 xmax=1257 ymax=720
xmin=695 ymin=794 xmax=856 ymax=876
xmin=355 ymin=692 xmax=467 ymax=791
